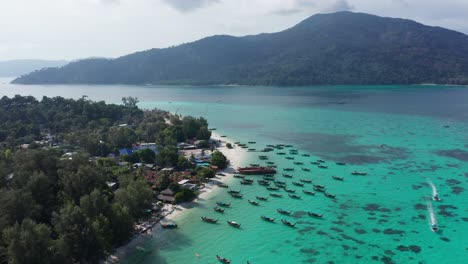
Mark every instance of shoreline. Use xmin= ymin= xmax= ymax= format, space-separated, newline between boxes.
xmin=105 ymin=132 xmax=247 ymax=263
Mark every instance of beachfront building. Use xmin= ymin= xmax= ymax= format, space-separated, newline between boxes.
xmin=157 ymin=189 xmax=176 ymax=203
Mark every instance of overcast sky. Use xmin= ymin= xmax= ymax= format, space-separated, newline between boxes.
xmin=1 ymin=0 xmax=468 ymax=60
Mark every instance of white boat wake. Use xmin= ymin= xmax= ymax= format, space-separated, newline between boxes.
xmin=426 ymin=178 xmax=441 ymax=201
xmin=426 ymin=201 xmax=439 ymax=232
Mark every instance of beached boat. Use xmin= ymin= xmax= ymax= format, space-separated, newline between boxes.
xmin=216 ymin=255 xmax=231 ymax=263
xmin=261 ymin=216 xmax=275 ymax=222
xmin=256 ymin=196 xmax=268 ymax=201
xmin=284 ymin=188 xmax=296 ymax=193
xmin=292 ymin=181 xmax=304 ymax=187
xmin=248 ymin=199 xmax=260 ymax=206
xmin=217 ymin=173 xmax=225 ymax=176
xmin=231 ymin=193 xmax=243 ymax=199
xmin=269 ymin=193 xmax=283 ymax=197
xmin=336 ymin=162 xmax=346 ymax=165
xmin=317 ymin=165 xmax=328 ymax=169
xmin=217 ymin=183 xmax=228 ymax=188
xmin=283 ymin=168 xmax=294 ymax=171
xmin=238 ymin=166 xmax=277 ymax=175
xmin=227 ymin=190 xmax=241 ymax=194
xmin=351 ymin=171 xmax=368 ymax=176
xmin=308 ymin=212 xmax=323 ymax=218
xmin=267 ymin=186 xmax=280 ymax=191
xmin=300 ymin=178 xmax=312 ymax=183
xmin=227 ymin=220 xmax=241 ymax=228
xmin=282 ymin=173 xmax=293 ymax=178
xmin=201 ymin=216 xmax=218 ymax=223
xmin=216 ymin=201 xmax=231 ymax=207
xmin=161 ymin=223 xmax=178 ymax=229
xmin=302 ymin=190 xmax=316 ymax=195
xmin=214 ymin=207 xmax=225 ymax=213
xmin=293 ymin=161 xmax=304 ymax=165
xmin=277 ymin=208 xmax=292 ymax=215
xmin=233 ymin=174 xmax=245 ymax=178
xmin=332 ymin=176 xmax=344 ymax=181
xmin=281 ymin=219 xmax=296 ymax=227
xmin=324 ymin=192 xmax=336 ymax=199
xmin=288 ymin=194 xmax=301 ymax=199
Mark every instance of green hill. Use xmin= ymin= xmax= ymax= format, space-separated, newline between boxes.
xmin=12 ymin=11 xmax=468 ymax=85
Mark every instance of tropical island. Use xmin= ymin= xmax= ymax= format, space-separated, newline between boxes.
xmin=0 ymin=95 xmax=233 ymax=263
xmin=12 ymin=11 xmax=468 ymax=86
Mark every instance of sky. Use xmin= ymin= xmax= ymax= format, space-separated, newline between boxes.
xmin=1 ymin=0 xmax=468 ymax=61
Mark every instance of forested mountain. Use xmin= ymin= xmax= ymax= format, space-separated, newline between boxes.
xmin=12 ymin=11 xmax=468 ymax=85
xmin=0 ymin=60 xmax=67 ymax=77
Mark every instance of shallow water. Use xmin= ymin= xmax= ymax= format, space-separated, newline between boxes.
xmin=1 ymin=78 xmax=467 ymax=263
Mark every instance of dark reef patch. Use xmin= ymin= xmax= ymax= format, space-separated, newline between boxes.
xmin=340 ymin=234 xmax=365 ymax=245
xmin=372 ymin=228 xmax=381 ymax=233
xmin=438 ymin=205 xmax=458 ymax=217
xmin=436 ymin=149 xmax=468 ymax=161
xmin=451 ymin=186 xmax=464 ymax=194
xmin=293 ymin=211 xmax=307 ymax=218
xmin=300 ymin=248 xmax=320 ymax=256
xmin=355 ymin=228 xmax=367 ymax=234
xmin=383 ymin=229 xmax=405 ymax=235
xmin=298 ymin=226 xmax=316 ymax=235
xmin=384 ymin=250 xmax=395 ymax=256
xmin=446 ymin=179 xmax=462 ymax=186
xmin=381 ymin=255 xmax=395 ymax=264
xmin=364 ymin=203 xmax=391 ymax=212
xmin=440 ymin=237 xmax=450 ymax=242
xmin=396 ymin=245 xmax=421 ymax=253
xmin=414 ymin=203 xmax=426 ymax=210
xmin=330 ymin=227 xmax=344 ymax=233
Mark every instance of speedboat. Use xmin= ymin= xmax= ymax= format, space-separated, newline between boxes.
xmin=216 ymin=255 xmax=231 ymax=263
xmin=227 ymin=220 xmax=241 ymax=228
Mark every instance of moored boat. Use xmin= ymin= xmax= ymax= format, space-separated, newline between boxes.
xmin=201 ymin=216 xmax=218 ymax=223
xmin=261 ymin=215 xmax=275 ymax=222
xmin=161 ymin=223 xmax=178 ymax=229
xmin=217 ymin=183 xmax=229 ymax=188
xmin=257 ymin=180 xmax=271 ymax=186
xmin=301 ymin=167 xmax=311 ymax=171
xmin=283 ymin=168 xmax=294 ymax=171
xmin=248 ymin=199 xmax=260 ymax=206
xmin=318 ymin=165 xmax=328 ymax=169
xmin=277 ymin=208 xmax=292 ymax=215
xmin=293 ymin=161 xmax=304 ymax=165
xmin=336 ymin=162 xmax=346 ymax=165
xmin=288 ymin=194 xmax=301 ymax=199
xmin=316 ymin=159 xmax=325 ymax=163
xmin=248 ymin=141 xmax=256 ymax=144
xmin=216 ymin=255 xmax=231 ymax=263
xmin=231 ymin=193 xmax=243 ymax=198
xmin=238 ymin=166 xmax=277 ymax=175
xmin=240 ymin=180 xmax=253 ymax=185
xmin=308 ymin=212 xmax=323 ymax=218
xmin=313 ymin=187 xmax=325 ymax=192
xmin=281 ymin=219 xmax=296 ymax=227
xmin=324 ymin=192 xmax=336 ymax=199
xmin=269 ymin=193 xmax=283 ymax=197
xmin=302 ymin=154 xmax=310 ymax=157
xmin=227 ymin=220 xmax=241 ymax=228
xmin=285 ymin=156 xmax=295 ymax=160
xmin=300 ymin=178 xmax=312 ymax=183
xmin=214 ymin=207 xmax=225 ymax=213
xmin=282 ymin=173 xmax=293 ymax=178
xmin=233 ymin=174 xmax=245 ymax=178
xmin=277 ymin=152 xmax=286 ymax=155
xmin=351 ymin=171 xmax=368 ymax=176
xmin=332 ymin=176 xmax=344 ymax=181
xmin=292 ymin=181 xmax=304 ymax=187
xmin=227 ymin=190 xmax=241 ymax=194
xmin=216 ymin=201 xmax=231 ymax=207
xmin=310 ymin=161 xmax=320 ymax=165
xmin=284 ymin=188 xmax=296 ymax=193
xmin=256 ymin=196 xmax=268 ymax=201
xmin=302 ymin=189 xmax=316 ymax=195
xmin=313 ymin=184 xmax=325 ymax=188
xmin=267 ymin=186 xmax=280 ymax=191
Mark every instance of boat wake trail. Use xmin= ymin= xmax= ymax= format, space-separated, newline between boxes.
xmin=426 ymin=200 xmax=439 ymax=232
xmin=426 ymin=178 xmax=440 ymax=201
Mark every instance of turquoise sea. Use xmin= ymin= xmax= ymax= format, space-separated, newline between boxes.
xmin=1 ymin=78 xmax=467 ymax=263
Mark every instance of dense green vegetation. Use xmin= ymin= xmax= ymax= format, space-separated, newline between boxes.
xmin=0 ymin=95 xmax=214 ymax=263
xmin=12 ymin=11 xmax=468 ymax=86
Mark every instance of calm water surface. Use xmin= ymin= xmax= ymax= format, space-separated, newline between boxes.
xmin=1 ymin=78 xmax=467 ymax=263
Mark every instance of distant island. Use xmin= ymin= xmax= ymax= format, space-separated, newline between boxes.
xmin=12 ymin=11 xmax=468 ymax=86
xmin=0 ymin=59 xmax=67 ymax=78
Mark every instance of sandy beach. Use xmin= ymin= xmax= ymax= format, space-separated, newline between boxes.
xmin=105 ymin=132 xmax=247 ymax=263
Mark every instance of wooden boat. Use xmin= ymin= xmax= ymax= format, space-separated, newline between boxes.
xmin=261 ymin=216 xmax=275 ymax=222
xmin=285 ymin=157 xmax=294 ymax=160
xmin=284 ymin=188 xmax=296 ymax=193
xmin=201 ymin=216 xmax=218 ymax=223
xmin=269 ymin=193 xmax=283 ymax=197
xmin=277 ymin=208 xmax=292 ymax=215
xmin=282 ymin=173 xmax=293 ymax=178
xmin=256 ymin=196 xmax=268 ymax=201
xmin=233 ymin=174 xmax=245 ymax=178
xmin=216 ymin=201 xmax=231 ymax=207
xmin=277 ymin=152 xmax=286 ymax=155
xmin=227 ymin=220 xmax=241 ymax=228
xmin=302 ymin=189 xmax=316 ymax=195
xmin=313 ymin=187 xmax=326 ymax=192
xmin=293 ymin=161 xmax=304 ymax=165
xmin=302 ymin=154 xmax=310 ymax=157
xmin=324 ymin=192 xmax=336 ymax=199
xmin=227 ymin=190 xmax=241 ymax=194
xmin=266 ymin=161 xmax=275 ymax=165
xmin=285 ymin=145 xmax=293 ymax=148
xmin=250 ymin=163 xmax=260 ymax=167
xmin=351 ymin=171 xmax=368 ymax=176
xmin=313 ymin=184 xmax=325 ymax=188
xmin=275 ymin=179 xmax=286 ymax=184
xmin=332 ymin=176 xmax=344 ymax=181
xmin=220 ymin=135 xmax=227 ymax=138
xmin=214 ymin=207 xmax=225 ymax=213
xmin=248 ymin=141 xmax=256 ymax=144
xmin=318 ymin=165 xmax=328 ymax=169
xmin=283 ymin=168 xmax=294 ymax=171
xmin=216 ymin=255 xmax=231 ymax=263
xmin=242 ymin=178 xmax=253 ymax=182
xmin=231 ymin=193 xmax=243 ymax=199
xmin=316 ymin=159 xmax=325 ymax=163
xmin=274 ymin=183 xmax=286 ymax=188
xmin=234 ymin=141 xmax=240 ymax=144
xmin=310 ymin=161 xmax=320 ymax=165
xmin=263 ymin=176 xmax=275 ymax=181
xmin=336 ymin=162 xmax=346 ymax=165
xmin=292 ymin=181 xmax=304 ymax=187
xmin=264 ymin=174 xmax=275 ymax=177
xmin=308 ymin=212 xmax=323 ymax=218
xmin=300 ymin=178 xmax=312 ymax=183
xmin=240 ymin=180 xmax=253 ymax=185
xmin=161 ymin=223 xmax=178 ymax=229
xmin=301 ymin=167 xmax=311 ymax=171
xmin=281 ymin=219 xmax=296 ymax=227
xmin=267 ymin=186 xmax=280 ymax=191
xmin=288 ymin=194 xmax=301 ymax=199
xmin=238 ymin=166 xmax=277 ymax=175
xmin=248 ymin=200 xmax=259 ymax=206
xmin=217 ymin=183 xmax=228 ymax=188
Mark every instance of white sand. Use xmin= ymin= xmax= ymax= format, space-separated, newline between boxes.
xmin=105 ymin=132 xmax=247 ymax=263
